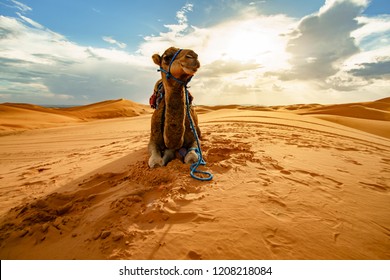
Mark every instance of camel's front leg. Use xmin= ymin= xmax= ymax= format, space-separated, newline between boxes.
xmin=184 ymin=141 xmax=199 ymax=164
xmin=148 ymin=141 xmax=163 ymax=168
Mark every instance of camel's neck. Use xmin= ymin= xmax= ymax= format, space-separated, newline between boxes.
xmin=163 ymin=81 xmax=186 ymax=150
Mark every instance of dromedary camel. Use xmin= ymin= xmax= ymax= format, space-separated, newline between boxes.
xmin=148 ymin=47 xmax=201 ymax=168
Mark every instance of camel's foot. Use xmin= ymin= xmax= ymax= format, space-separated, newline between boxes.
xmin=184 ymin=150 xmax=198 ymax=164
xmin=148 ymin=155 xmax=163 ymax=168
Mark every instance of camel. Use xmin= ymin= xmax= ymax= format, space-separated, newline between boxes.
xmin=148 ymin=47 xmax=201 ymax=168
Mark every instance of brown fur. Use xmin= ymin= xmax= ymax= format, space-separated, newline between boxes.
xmin=148 ymin=47 xmax=201 ymax=168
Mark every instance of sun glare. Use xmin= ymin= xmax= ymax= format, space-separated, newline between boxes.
xmin=214 ymin=17 xmax=291 ymax=70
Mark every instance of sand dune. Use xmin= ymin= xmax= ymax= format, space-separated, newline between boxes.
xmin=0 ymin=99 xmax=152 ymax=134
xmin=200 ymin=98 xmax=390 ymax=139
xmin=300 ymin=101 xmax=390 ymax=121
xmin=297 ymin=98 xmax=390 ymax=138
xmin=0 ymin=103 xmax=80 ymax=132
xmin=61 ymin=99 xmax=152 ymax=120
xmin=0 ymin=97 xmax=389 ymax=259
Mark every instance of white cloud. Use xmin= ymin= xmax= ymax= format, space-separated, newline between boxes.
xmin=352 ymin=15 xmax=390 ymax=50
xmin=0 ymin=15 xmax=151 ymax=104
xmin=201 ymin=59 xmax=261 ymax=77
xmin=16 ymin=12 xmax=44 ymax=29
xmin=102 ymin=36 xmax=127 ymax=49
xmin=272 ymin=0 xmax=367 ymax=81
xmin=319 ymin=0 xmax=368 ymax=14
xmin=140 ymin=2 xmax=195 ymax=54
xmin=260 ymin=0 xmax=390 ymax=102
xmin=10 ymin=0 xmax=31 ymax=13
xmin=176 ymin=3 xmax=193 ymax=25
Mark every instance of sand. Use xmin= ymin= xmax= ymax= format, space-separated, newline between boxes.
xmin=0 ymin=98 xmax=389 ymax=260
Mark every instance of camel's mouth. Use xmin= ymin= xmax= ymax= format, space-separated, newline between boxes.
xmin=182 ymin=64 xmax=198 ymax=75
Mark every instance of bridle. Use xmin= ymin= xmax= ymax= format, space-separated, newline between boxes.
xmin=157 ymin=49 xmax=193 ymax=86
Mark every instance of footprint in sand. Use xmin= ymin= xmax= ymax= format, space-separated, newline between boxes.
xmin=381 ymin=158 xmax=390 ymax=165
xmin=160 ymin=211 xmax=215 ymax=224
xmin=359 ymin=182 xmax=389 ymax=193
xmin=187 ymin=250 xmax=202 ymax=260
xmin=282 ymin=169 xmax=343 ymax=202
xmin=250 ymin=190 xmax=293 ymax=222
xmin=262 ymin=227 xmax=295 ymax=256
xmin=260 ymin=156 xmax=291 ymax=175
xmin=205 ymin=139 xmax=257 ymax=173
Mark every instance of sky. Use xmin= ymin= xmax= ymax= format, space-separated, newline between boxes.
xmin=0 ymin=0 xmax=389 ymax=106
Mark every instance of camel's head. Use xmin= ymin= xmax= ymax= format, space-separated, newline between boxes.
xmin=152 ymin=47 xmax=200 ymax=82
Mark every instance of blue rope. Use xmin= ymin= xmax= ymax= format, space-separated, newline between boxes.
xmin=158 ymin=68 xmax=185 ymax=85
xmin=185 ymin=85 xmax=214 ymax=181
xmin=158 ymin=49 xmax=185 ymax=85
xmin=157 ymin=48 xmax=213 ymax=181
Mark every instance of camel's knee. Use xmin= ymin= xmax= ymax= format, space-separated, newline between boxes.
xmin=148 ymin=142 xmax=163 ymax=168
xmin=148 ymin=155 xmax=163 ymax=168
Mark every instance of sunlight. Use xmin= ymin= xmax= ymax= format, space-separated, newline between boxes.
xmin=225 ymin=27 xmax=273 ymax=62
xmin=213 ymin=16 xmax=292 ymax=71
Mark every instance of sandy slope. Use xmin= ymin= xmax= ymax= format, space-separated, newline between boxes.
xmin=0 ymin=98 xmax=389 ymax=259
xmin=0 ymin=99 xmax=152 ymax=134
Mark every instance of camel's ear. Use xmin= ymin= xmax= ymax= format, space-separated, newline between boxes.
xmin=152 ymin=54 xmax=162 ymax=66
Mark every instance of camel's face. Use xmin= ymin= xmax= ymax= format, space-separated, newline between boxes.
xmin=153 ymin=47 xmax=200 ymax=79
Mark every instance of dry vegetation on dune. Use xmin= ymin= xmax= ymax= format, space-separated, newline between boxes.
xmin=0 ymin=97 xmax=389 ymax=259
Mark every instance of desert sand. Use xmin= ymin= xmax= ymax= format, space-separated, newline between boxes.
xmin=0 ymin=97 xmax=389 ymax=260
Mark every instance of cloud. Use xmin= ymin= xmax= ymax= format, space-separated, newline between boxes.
xmin=10 ymin=0 xmax=32 ymax=13
xmin=349 ymin=59 xmax=390 ymax=78
xmin=0 ymin=15 xmax=152 ymax=105
xmin=352 ymin=15 xmax=390 ymax=49
xmin=200 ymin=59 xmax=261 ymax=77
xmin=272 ymin=0 xmax=367 ymax=81
xmin=318 ymin=0 xmax=368 ymax=14
xmin=139 ymin=3 xmax=199 ymax=56
xmin=176 ymin=3 xmax=193 ymax=25
xmin=324 ymin=73 xmax=371 ymax=91
xmin=261 ymin=0 xmax=390 ymax=100
xmin=16 ymin=12 xmax=44 ymax=29
xmin=102 ymin=36 xmax=127 ymax=49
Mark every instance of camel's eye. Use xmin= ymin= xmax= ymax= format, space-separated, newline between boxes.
xmin=162 ymin=54 xmax=173 ymax=63
xmin=186 ymin=54 xmax=193 ymax=59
